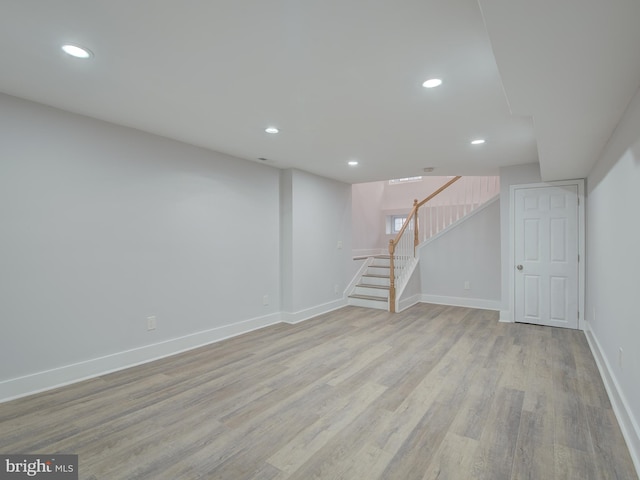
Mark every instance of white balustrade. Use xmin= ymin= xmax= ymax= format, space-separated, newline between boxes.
xmin=418 ymin=176 xmax=499 ymax=243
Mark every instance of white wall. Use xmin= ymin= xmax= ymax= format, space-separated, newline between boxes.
xmin=418 ymin=198 xmax=501 ymax=309
xmin=586 ymin=85 xmax=640 ymax=468
xmin=498 ymin=163 xmax=542 ymax=321
xmin=0 ymin=93 xmax=285 ymax=399
xmin=281 ymin=169 xmax=352 ymax=321
xmin=351 ymin=181 xmax=385 ymax=255
xmin=397 ymin=266 xmax=422 ymax=312
xmin=280 ymin=169 xmax=294 ymax=311
xmin=379 ymin=177 xmax=458 ymax=210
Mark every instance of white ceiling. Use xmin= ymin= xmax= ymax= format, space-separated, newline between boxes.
xmin=1 ymin=0 xmax=638 ymax=184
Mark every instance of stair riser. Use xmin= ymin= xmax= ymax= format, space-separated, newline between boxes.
xmin=371 ymin=258 xmax=391 ymax=267
xmin=366 ymin=266 xmax=390 ymax=276
xmin=348 ymin=297 xmax=388 ymax=310
xmin=354 ymin=286 xmax=389 ymax=297
xmin=361 ymin=276 xmax=390 ymax=287
xmin=370 ymin=259 xmax=410 ymax=267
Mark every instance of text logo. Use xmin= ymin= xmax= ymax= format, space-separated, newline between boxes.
xmin=1 ymin=455 xmax=77 ymax=479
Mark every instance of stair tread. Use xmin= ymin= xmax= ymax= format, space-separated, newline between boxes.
xmin=362 ymin=273 xmax=390 ymax=278
xmin=356 ymin=283 xmax=389 ymax=290
xmin=348 ymin=293 xmax=388 ymax=302
xmin=353 ymin=254 xmax=391 ymax=261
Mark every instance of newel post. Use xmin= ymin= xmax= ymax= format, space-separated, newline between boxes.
xmin=413 ymin=199 xmax=419 ymax=254
xmin=388 ymin=239 xmax=396 ymax=313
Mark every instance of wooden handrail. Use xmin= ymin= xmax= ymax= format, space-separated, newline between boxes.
xmin=389 ymin=176 xmax=461 ymax=251
xmin=391 ymin=200 xmax=419 ymax=247
xmin=387 ymin=175 xmax=463 ymax=313
xmin=416 ymin=176 xmax=462 ymax=208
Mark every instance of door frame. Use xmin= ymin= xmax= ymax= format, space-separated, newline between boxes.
xmin=508 ymin=179 xmax=585 ymax=329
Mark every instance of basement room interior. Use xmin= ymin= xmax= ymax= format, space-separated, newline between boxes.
xmin=1 ymin=1 xmax=639 ymax=479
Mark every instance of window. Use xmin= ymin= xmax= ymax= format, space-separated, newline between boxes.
xmin=388 ymin=176 xmax=423 ymax=185
xmin=391 ymin=215 xmax=407 ymax=233
xmin=385 ymin=214 xmax=411 ymax=235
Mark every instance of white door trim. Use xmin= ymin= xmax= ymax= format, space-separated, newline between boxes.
xmin=508 ymin=179 xmax=585 ymax=329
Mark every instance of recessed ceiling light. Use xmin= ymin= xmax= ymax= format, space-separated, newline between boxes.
xmin=471 ymin=139 xmax=486 ymax=145
xmin=265 ymin=127 xmax=279 ymax=134
xmin=422 ymin=78 xmax=442 ymax=88
xmin=348 ymin=161 xmax=359 ymax=166
xmin=61 ymin=44 xmax=92 ymax=59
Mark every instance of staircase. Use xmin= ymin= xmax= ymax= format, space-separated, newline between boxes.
xmin=348 ymin=175 xmax=500 ymax=312
xmin=347 ymin=255 xmax=391 ymax=310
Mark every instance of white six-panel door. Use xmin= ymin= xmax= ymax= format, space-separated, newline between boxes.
xmin=514 ymin=185 xmax=579 ymax=329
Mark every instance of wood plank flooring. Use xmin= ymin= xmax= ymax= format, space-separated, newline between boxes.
xmin=0 ymin=304 xmax=637 ymax=479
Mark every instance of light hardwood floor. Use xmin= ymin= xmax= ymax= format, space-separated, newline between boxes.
xmin=0 ymin=304 xmax=637 ymax=479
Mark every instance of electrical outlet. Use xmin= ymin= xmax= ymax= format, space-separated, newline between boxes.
xmin=147 ymin=315 xmax=156 ymax=331
xmin=464 ymin=281 xmax=470 ymax=290
xmin=334 ymin=284 xmax=339 ymax=294
xmin=337 ymin=240 xmax=343 ymax=249
xmin=263 ymin=295 xmax=269 ymax=306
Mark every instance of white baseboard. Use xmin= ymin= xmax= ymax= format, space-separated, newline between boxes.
xmin=499 ymin=309 xmax=513 ymax=323
xmin=0 ymin=298 xmax=347 ymax=403
xmin=281 ymin=298 xmax=347 ymax=325
xmin=398 ymin=294 xmax=421 ymax=312
xmin=420 ymin=294 xmax=501 ymax=311
xmin=583 ymin=320 xmax=640 ymax=476
xmin=0 ymin=312 xmax=282 ymax=403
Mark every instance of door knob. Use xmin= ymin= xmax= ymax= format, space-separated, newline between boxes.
xmin=516 ymin=264 xmax=523 ymax=270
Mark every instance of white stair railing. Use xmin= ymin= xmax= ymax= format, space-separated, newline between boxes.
xmin=419 ymin=176 xmax=500 ymax=242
